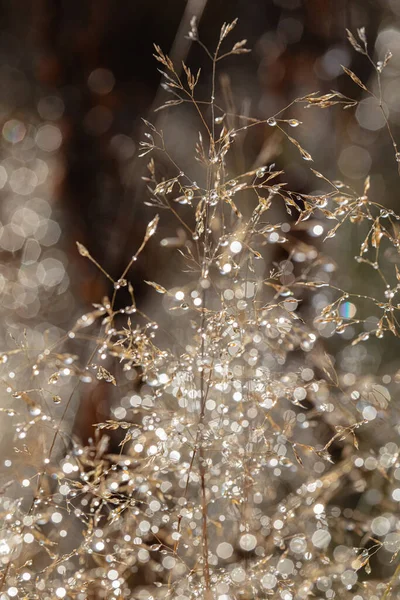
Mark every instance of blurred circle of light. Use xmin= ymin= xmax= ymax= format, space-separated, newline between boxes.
xmin=0 ymin=224 xmax=25 ymax=252
xmin=31 ymin=159 xmax=49 ymax=186
xmin=339 ymin=302 xmax=356 ymax=319
xmin=382 ymin=80 xmax=400 ymax=119
xmin=364 ymin=316 xmax=380 ymax=332
xmin=2 ymin=119 xmax=26 ymax=144
xmin=22 ymin=238 xmax=41 ymax=265
xmin=37 ymin=96 xmax=65 ymax=121
xmin=356 ymin=97 xmax=386 ymax=131
xmin=28 ymin=197 xmax=51 ymax=218
xmin=338 ymin=145 xmax=371 ymax=179
xmin=277 ymin=17 xmax=303 ymax=44
xmin=35 ymin=219 xmax=61 ymax=246
xmin=12 ymin=206 xmax=40 ymax=236
xmin=88 ymin=68 xmax=115 ymax=95
xmin=316 ymin=47 xmax=350 ymax=80
xmin=36 ymin=257 xmax=65 ymax=287
xmin=9 ymin=167 xmax=38 ymax=195
xmin=110 ymin=134 xmax=136 ymax=160
xmin=376 ymin=28 xmax=400 ymax=67
xmin=84 ymin=106 xmax=113 ymax=135
xmin=35 ymin=124 xmax=62 ymax=152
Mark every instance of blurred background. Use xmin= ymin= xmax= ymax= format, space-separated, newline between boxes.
xmin=1 ymin=0 xmax=400 ymax=444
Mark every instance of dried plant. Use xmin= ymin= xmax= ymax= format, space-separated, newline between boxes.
xmin=2 ymin=18 xmax=400 ymax=600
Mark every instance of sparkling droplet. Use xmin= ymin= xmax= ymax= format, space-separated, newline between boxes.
xmin=230 ymin=240 xmax=242 ymax=254
xmin=208 ymin=190 xmax=218 ymax=206
xmin=256 ymin=167 xmax=267 ymax=178
xmin=114 ymin=278 xmax=127 ymax=290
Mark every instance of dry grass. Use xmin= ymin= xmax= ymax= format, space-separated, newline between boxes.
xmin=1 ymin=18 xmax=400 ymax=600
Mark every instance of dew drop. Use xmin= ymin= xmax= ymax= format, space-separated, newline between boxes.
xmin=114 ymin=278 xmax=127 ymax=290
xmin=256 ymin=167 xmax=267 ymax=178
